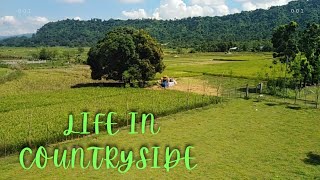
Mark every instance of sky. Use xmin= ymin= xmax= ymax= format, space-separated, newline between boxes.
xmin=0 ymin=0 xmax=294 ymax=36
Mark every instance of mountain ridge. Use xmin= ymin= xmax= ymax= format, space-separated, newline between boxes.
xmin=0 ymin=0 xmax=319 ymax=48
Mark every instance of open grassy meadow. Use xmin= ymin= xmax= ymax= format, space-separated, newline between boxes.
xmin=0 ymin=47 xmax=319 ymax=179
xmin=159 ymin=52 xmax=276 ymax=79
xmin=0 ymin=99 xmax=319 ymax=179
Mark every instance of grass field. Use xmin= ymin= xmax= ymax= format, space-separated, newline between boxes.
xmin=0 ymin=48 xmax=319 ymax=179
xmin=0 ymin=68 xmax=9 ymax=77
xmin=159 ymin=52 xmax=276 ymax=79
xmin=0 ymin=66 xmax=217 ymax=155
xmin=0 ymin=99 xmax=319 ymax=179
xmin=0 ymin=47 xmax=90 ymax=59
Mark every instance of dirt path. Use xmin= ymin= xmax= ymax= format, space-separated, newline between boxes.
xmin=149 ymin=77 xmax=218 ymax=96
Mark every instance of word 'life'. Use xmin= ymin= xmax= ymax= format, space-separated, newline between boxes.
xmin=64 ymin=112 xmax=160 ymax=136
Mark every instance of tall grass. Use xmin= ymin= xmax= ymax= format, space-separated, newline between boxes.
xmin=0 ymin=87 xmax=220 ymax=156
xmin=0 ymin=69 xmax=23 ymax=84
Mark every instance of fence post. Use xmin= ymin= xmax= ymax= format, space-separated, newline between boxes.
xmin=245 ymin=84 xmax=249 ymax=99
xmin=304 ymin=88 xmax=307 ymax=105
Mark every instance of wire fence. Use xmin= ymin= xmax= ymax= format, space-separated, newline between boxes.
xmin=220 ymin=84 xmax=320 ymax=109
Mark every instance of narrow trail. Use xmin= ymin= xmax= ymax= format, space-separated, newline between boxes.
xmin=149 ymin=77 xmax=218 ymax=96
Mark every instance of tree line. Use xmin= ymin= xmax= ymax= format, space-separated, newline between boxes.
xmin=272 ymin=21 xmax=320 ymax=88
xmin=0 ymin=0 xmax=319 ymax=52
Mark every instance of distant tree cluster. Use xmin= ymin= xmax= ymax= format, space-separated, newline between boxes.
xmin=28 ymin=47 xmax=86 ymax=63
xmin=195 ymin=41 xmax=273 ymax=52
xmin=272 ymin=21 xmax=320 ymax=87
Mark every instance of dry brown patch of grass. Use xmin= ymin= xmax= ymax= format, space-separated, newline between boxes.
xmin=149 ymin=77 xmax=218 ymax=96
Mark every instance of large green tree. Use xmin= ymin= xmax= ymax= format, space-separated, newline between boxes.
xmin=272 ymin=21 xmax=299 ymax=65
xmin=300 ymin=23 xmax=320 ymax=85
xmin=271 ymin=22 xmax=320 ymax=89
xmin=271 ymin=21 xmax=300 ymax=95
xmin=87 ymin=27 xmax=165 ymax=84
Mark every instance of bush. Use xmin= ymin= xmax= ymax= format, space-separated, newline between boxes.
xmin=189 ymin=49 xmax=196 ymax=53
xmin=38 ymin=48 xmax=57 ymax=60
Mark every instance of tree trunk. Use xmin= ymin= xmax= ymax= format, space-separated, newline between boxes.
xmin=303 ymin=75 xmax=307 ymax=87
xmin=295 ymin=84 xmax=298 ymax=104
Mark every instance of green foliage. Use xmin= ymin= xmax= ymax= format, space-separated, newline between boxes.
xmin=77 ymin=47 xmax=85 ymax=54
xmin=87 ymin=27 xmax=165 ymax=84
xmin=176 ymin=47 xmax=184 ymax=54
xmin=272 ymin=21 xmax=299 ymax=64
xmin=271 ymin=22 xmax=320 ymax=89
xmin=27 ymin=48 xmax=59 ymax=60
xmin=300 ymin=23 xmax=320 ymax=84
xmin=38 ymin=48 xmax=57 ymax=60
xmin=189 ymin=49 xmax=196 ymax=53
xmin=266 ymin=78 xmax=288 ymax=96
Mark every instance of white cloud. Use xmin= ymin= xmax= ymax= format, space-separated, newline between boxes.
xmin=122 ymin=9 xmax=148 ymax=19
xmin=73 ymin=16 xmax=82 ymax=20
xmin=190 ymin=0 xmax=226 ymax=6
xmin=122 ymin=0 xmax=295 ymax=20
xmin=230 ymin=8 xmax=240 ymax=14
xmin=0 ymin=16 xmax=50 ymax=36
xmin=27 ymin=16 xmax=49 ymax=25
xmin=235 ymin=0 xmax=294 ymax=11
xmin=0 ymin=16 xmax=18 ymax=25
xmin=122 ymin=0 xmax=231 ymax=20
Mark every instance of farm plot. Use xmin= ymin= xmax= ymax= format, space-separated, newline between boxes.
xmin=0 ymin=85 xmax=218 ymax=156
xmin=160 ymin=52 xmax=275 ymax=79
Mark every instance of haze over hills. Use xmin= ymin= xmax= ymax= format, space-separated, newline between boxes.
xmin=0 ymin=34 xmax=33 ymax=40
xmin=0 ymin=0 xmax=319 ymax=50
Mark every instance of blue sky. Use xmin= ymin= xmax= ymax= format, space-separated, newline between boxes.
xmin=0 ymin=0 xmax=293 ymax=36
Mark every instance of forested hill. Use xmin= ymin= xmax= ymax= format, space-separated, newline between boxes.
xmin=1 ymin=0 xmax=319 ymax=48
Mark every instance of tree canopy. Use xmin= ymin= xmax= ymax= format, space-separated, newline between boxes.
xmin=272 ymin=22 xmax=320 ymax=87
xmin=87 ymin=27 xmax=165 ymax=85
xmin=272 ymin=21 xmax=299 ymax=64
